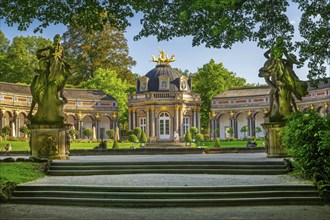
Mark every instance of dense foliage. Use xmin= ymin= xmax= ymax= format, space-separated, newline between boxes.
xmin=81 ymin=68 xmax=133 ymax=123
xmin=62 ymin=24 xmax=136 ymax=85
xmin=282 ymin=110 xmax=330 ymax=200
xmin=192 ymin=59 xmax=247 ymax=129
xmin=195 ymin=133 xmax=204 ymax=146
xmin=1 ymin=1 xmax=328 ymax=82
xmin=0 ymin=32 xmax=51 ymax=84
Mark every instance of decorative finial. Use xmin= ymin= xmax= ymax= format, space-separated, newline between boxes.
xmin=151 ymin=49 xmax=175 ymax=65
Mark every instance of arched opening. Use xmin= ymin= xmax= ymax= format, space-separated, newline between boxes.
xmin=219 ymin=114 xmax=230 ymax=139
xmin=81 ymin=115 xmax=93 ymax=139
xmin=254 ymin=112 xmax=265 ymax=138
xmin=99 ymin=115 xmax=111 ymax=139
xmin=236 ymin=112 xmax=248 ymax=139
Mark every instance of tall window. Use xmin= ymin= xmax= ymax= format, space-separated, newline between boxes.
xmin=140 ymin=117 xmax=146 ymax=132
xmin=183 ymin=117 xmax=190 ymax=135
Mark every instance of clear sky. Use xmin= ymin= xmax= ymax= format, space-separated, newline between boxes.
xmin=1 ymin=2 xmax=326 ymax=84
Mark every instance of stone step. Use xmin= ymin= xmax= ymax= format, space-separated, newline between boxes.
xmin=47 ymin=169 xmax=288 ymax=176
xmin=48 ymin=160 xmax=289 ymax=176
xmin=10 ymin=184 xmax=323 ymax=207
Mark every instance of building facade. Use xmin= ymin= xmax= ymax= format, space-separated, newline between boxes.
xmin=128 ymin=51 xmax=201 ymax=141
xmin=0 ymin=82 xmax=118 ymax=139
xmin=211 ymin=80 xmax=330 ymax=139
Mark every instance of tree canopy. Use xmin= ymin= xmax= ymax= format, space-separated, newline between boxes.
xmin=62 ymin=24 xmax=136 ymax=85
xmin=192 ymin=59 xmax=247 ymax=129
xmin=0 ymin=32 xmax=51 ymax=84
xmin=1 ymin=1 xmax=328 ymax=81
xmin=80 ymin=68 xmax=134 ymax=124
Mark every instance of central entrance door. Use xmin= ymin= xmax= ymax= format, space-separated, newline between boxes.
xmin=159 ymin=112 xmax=170 ymax=140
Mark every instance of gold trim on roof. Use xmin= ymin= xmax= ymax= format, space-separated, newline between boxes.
xmin=151 ymin=49 xmax=175 ymax=64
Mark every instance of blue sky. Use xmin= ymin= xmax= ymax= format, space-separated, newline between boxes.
xmin=1 ymin=2 xmax=323 ymax=84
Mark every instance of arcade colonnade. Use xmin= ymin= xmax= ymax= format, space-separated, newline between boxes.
xmin=211 ymin=82 xmax=330 ymax=140
xmin=0 ymin=82 xmax=118 ymax=139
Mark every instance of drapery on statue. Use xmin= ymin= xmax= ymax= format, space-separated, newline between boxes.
xmin=258 ymin=37 xmax=308 ymax=122
xmin=28 ymin=34 xmax=72 ymax=124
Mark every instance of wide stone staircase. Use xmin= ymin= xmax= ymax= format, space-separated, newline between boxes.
xmin=10 ymin=184 xmax=322 ymax=207
xmin=8 ymin=159 xmax=324 ymax=207
xmin=47 ymin=160 xmax=290 ymax=176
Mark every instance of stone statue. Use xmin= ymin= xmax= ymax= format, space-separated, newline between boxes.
xmin=259 ymin=37 xmax=308 ymax=122
xmin=28 ymin=34 xmax=72 ymax=124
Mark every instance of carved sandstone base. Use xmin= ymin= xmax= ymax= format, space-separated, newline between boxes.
xmin=261 ymin=122 xmax=287 ymax=158
xmin=28 ymin=124 xmax=70 ymax=160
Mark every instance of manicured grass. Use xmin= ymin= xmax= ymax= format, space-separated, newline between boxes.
xmin=1 ymin=140 xmax=265 ymax=151
xmin=0 ymin=162 xmax=45 ymax=185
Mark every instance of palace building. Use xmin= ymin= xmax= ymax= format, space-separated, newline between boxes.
xmin=210 ymin=79 xmax=330 ymax=140
xmin=0 ymin=82 xmax=118 ymax=139
xmin=127 ymin=50 xmax=202 ymax=141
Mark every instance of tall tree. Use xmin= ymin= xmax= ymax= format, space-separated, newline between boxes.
xmin=80 ymin=68 xmax=134 ymax=124
xmin=0 ymin=35 xmax=51 ymax=84
xmin=62 ymin=24 xmax=136 ymax=85
xmin=1 ymin=1 xmax=328 ymax=82
xmin=192 ymin=59 xmax=247 ymax=129
xmin=0 ymin=31 xmax=10 ymax=79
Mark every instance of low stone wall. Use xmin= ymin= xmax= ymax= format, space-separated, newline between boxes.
xmin=0 ymin=147 xmax=266 ymax=156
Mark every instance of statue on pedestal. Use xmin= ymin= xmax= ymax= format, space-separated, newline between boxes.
xmin=28 ymin=34 xmax=72 ymax=159
xmin=259 ymin=38 xmax=308 ymax=157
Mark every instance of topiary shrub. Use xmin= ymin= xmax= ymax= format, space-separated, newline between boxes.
xmin=19 ymin=125 xmax=30 ymax=138
xmin=112 ymin=140 xmax=119 ymax=148
xmin=282 ymin=110 xmax=330 ymax=201
xmin=83 ymin=128 xmax=93 ymax=139
xmin=133 ymin=127 xmax=142 ymax=139
xmin=1 ymin=126 xmax=11 ymax=139
xmin=68 ymin=129 xmax=78 ymax=139
xmin=189 ymin=127 xmax=198 ymax=139
xmin=184 ymin=130 xmax=192 ymax=146
xmin=128 ymin=134 xmax=138 ymax=148
xmin=106 ymin=129 xmax=115 ymax=139
xmin=195 ymin=133 xmax=204 ymax=147
xmin=139 ymin=130 xmax=147 ymax=147
xmin=213 ymin=138 xmax=221 ymax=148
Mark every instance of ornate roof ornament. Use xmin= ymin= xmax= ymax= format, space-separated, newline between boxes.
xmin=151 ymin=49 xmax=175 ymax=65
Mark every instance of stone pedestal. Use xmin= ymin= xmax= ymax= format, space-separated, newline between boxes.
xmin=28 ymin=124 xmax=70 ymax=160
xmin=262 ymin=122 xmax=287 ymax=158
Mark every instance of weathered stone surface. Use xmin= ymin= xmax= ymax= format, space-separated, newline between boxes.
xmin=262 ymin=122 xmax=287 ymax=158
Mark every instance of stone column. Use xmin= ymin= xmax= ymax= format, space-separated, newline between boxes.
xmin=146 ymin=107 xmax=150 ymax=137
xmin=175 ymin=105 xmax=179 ymax=132
xmin=211 ymin=118 xmax=215 ymax=139
xmin=128 ymin=109 xmax=131 ymax=130
xmin=132 ymin=109 xmax=136 ymax=129
xmin=178 ymin=106 xmax=183 ymax=137
xmin=193 ymin=107 xmax=196 ymax=127
xmin=197 ymin=108 xmax=201 ymax=133
xmin=151 ymin=106 xmax=155 ymax=137
xmin=251 ymin=117 xmax=256 ymax=137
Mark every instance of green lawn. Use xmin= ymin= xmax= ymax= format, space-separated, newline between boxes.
xmin=0 ymin=162 xmax=45 ymax=185
xmin=1 ymin=140 xmax=265 ymax=151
